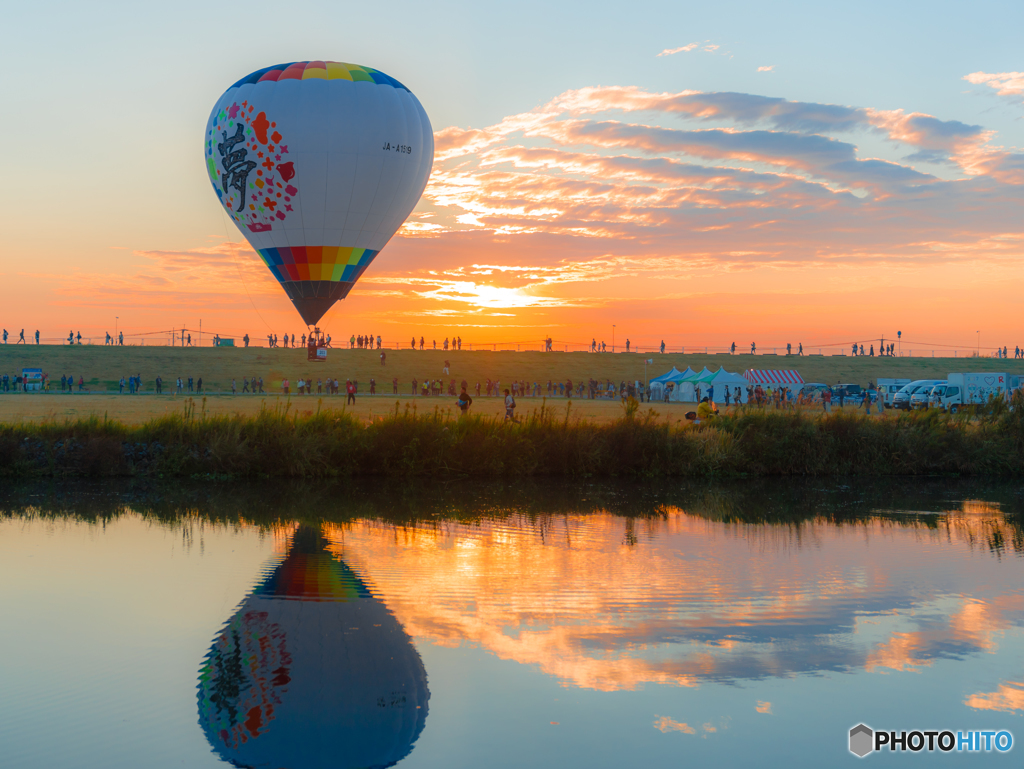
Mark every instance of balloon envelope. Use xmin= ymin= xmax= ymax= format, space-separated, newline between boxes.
xmin=204 ymin=62 xmax=433 ymax=325
xmin=197 ymin=526 xmax=429 ymax=769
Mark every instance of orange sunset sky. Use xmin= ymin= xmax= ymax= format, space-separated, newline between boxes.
xmin=3 ymin=2 xmax=1023 ymax=352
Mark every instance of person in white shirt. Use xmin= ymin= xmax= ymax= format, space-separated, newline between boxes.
xmin=504 ymin=389 xmax=517 ymax=421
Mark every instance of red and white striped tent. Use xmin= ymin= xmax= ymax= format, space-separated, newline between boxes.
xmin=744 ymin=369 xmax=805 ymax=385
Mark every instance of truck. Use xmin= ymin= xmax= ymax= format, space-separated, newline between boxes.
xmin=930 ymin=373 xmax=1019 ymax=413
xmin=876 ymin=378 xmax=911 ymax=406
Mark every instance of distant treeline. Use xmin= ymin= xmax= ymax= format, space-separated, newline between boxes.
xmin=1 ymin=397 xmax=1024 ymax=479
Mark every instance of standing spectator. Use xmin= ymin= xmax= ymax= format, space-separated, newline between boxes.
xmin=243 ymin=334 xmax=249 ymax=348
xmin=393 ymin=377 xmax=398 ymax=395
xmin=231 ymin=378 xmax=237 ymax=395
xmin=282 ymin=378 xmax=290 ymax=395
xmin=196 ymin=378 xmax=203 ymax=394
xmin=660 ymin=340 xmax=665 ymax=354
xmin=258 ymin=377 xmax=264 ymax=393
xmin=457 ymin=386 xmax=472 ymax=415
xmin=370 ymin=378 xmax=376 ymax=395
xmin=34 ymin=330 xmax=39 ymax=344
xmin=380 ymin=351 xmax=386 ymax=366
xmin=822 ymin=387 xmax=832 ymax=413
xmin=346 ymin=380 xmax=356 ymax=405
xmin=155 ymin=376 xmax=162 ymax=394
xmin=504 ymin=389 xmax=517 ymax=421
xmin=188 ymin=376 xmax=194 ymax=392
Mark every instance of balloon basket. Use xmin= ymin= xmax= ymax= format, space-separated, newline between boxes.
xmin=308 ymin=327 xmax=327 ymax=362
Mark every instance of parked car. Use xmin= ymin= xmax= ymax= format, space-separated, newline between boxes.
xmin=911 ymin=381 xmax=946 ymax=409
xmin=892 ymin=380 xmax=944 ymax=410
xmin=831 ymin=384 xmax=862 ymax=403
xmin=877 ymin=378 xmax=912 ymax=406
xmin=799 ymin=383 xmax=830 ymax=400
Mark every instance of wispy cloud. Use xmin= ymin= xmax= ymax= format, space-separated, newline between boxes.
xmin=757 ymin=66 xmax=774 ymax=72
xmin=657 ymin=43 xmax=698 ymax=56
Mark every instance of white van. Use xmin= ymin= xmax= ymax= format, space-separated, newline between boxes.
xmin=876 ymin=378 xmax=911 ymax=406
xmin=892 ymin=380 xmax=944 ymax=410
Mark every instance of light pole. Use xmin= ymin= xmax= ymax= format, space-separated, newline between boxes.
xmin=977 ymin=330 xmax=980 ymax=357
xmin=612 ymin=325 xmax=616 ymax=353
xmin=115 ymin=317 xmax=118 ymax=346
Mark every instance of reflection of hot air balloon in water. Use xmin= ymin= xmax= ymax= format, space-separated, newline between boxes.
xmin=197 ymin=525 xmax=429 ymax=768
xmin=204 ymin=62 xmax=433 ymax=328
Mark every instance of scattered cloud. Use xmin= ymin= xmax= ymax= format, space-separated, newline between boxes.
xmin=757 ymin=66 xmax=774 ymax=72
xmin=965 ymin=680 xmax=1024 ymax=714
xmin=654 ymin=716 xmax=696 ymax=734
xmin=658 ymin=43 xmax=698 ymax=56
xmin=756 ymin=701 xmax=773 ymax=714
xmin=964 ymin=71 xmax=1024 ymax=100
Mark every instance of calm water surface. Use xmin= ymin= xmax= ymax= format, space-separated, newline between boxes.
xmin=0 ymin=480 xmax=1022 ymax=767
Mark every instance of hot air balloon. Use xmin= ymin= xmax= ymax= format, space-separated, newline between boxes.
xmin=204 ymin=62 xmax=433 ymax=327
xmin=197 ymin=525 xmax=429 ymax=769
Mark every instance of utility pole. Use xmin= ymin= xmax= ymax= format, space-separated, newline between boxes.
xmin=612 ymin=325 xmax=616 ymax=353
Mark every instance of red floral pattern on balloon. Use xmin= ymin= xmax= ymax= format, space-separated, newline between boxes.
xmin=206 ymin=102 xmax=299 ymax=233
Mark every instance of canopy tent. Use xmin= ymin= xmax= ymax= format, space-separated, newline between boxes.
xmin=650 ymin=367 xmax=695 ymax=401
xmin=744 ymin=369 xmax=805 ymax=385
xmin=705 ymin=368 xmax=750 ymax=403
xmin=650 ymin=367 xmax=688 ymax=384
xmin=669 ymin=367 xmax=717 ymax=402
xmin=651 ymin=366 xmax=697 ymax=383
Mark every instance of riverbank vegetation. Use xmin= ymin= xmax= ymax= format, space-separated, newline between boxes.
xmin=1 ymin=397 xmax=1023 ymax=479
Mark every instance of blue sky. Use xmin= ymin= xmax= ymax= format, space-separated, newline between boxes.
xmin=2 ymin=0 xmax=1023 ymax=346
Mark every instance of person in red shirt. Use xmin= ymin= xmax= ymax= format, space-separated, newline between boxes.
xmin=346 ymin=380 xmax=356 ymax=405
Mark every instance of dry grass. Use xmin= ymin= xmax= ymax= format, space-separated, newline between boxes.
xmin=0 ymin=394 xmax=1022 ymax=479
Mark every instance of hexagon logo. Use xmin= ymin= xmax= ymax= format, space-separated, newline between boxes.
xmin=849 ymin=724 xmax=874 ymax=758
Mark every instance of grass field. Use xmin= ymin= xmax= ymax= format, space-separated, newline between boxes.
xmin=0 ymin=345 xmax=1021 ymax=421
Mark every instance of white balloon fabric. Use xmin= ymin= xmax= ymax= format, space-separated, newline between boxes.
xmin=204 ymin=61 xmax=433 ymax=325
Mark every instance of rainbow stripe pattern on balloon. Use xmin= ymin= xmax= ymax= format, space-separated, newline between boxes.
xmin=258 ymin=246 xmax=378 ymax=284
xmin=230 ymin=61 xmax=410 ymax=90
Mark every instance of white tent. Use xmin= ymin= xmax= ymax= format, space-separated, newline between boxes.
xmin=705 ymin=368 xmax=750 ymax=403
xmin=669 ymin=368 xmax=714 ymax=402
xmin=651 ymin=367 xmax=695 ymax=401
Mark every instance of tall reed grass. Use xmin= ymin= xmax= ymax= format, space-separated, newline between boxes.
xmin=1 ymin=396 xmax=1023 ymax=478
